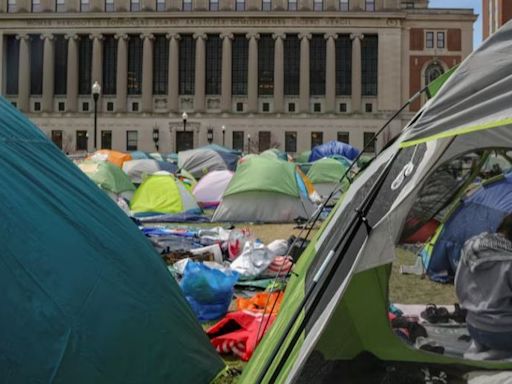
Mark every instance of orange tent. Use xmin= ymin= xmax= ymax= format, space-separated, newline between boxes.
xmin=88 ymin=150 xmax=132 ymax=168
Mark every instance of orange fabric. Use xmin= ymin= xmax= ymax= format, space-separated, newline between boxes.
xmin=89 ymin=150 xmax=132 ymax=168
xmin=236 ymin=292 xmax=283 ymax=314
xmin=296 ymin=167 xmax=316 ymax=196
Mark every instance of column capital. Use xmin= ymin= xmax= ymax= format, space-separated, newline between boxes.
xmin=220 ymin=32 xmax=234 ymax=40
xmin=89 ymin=33 xmax=104 ymax=41
xmin=272 ymin=32 xmax=286 ymax=40
xmin=193 ymin=32 xmax=207 ymax=40
xmin=65 ymin=33 xmax=80 ymax=41
xmin=166 ymin=32 xmax=181 ymax=40
xmin=40 ymin=33 xmax=54 ymax=41
xmin=140 ymin=33 xmax=155 ymax=40
xmin=15 ymin=34 xmax=30 ymax=41
xmin=324 ymin=32 xmax=338 ymax=40
xmin=298 ymin=32 xmax=312 ymax=40
xmin=246 ymin=32 xmax=260 ymax=40
xmin=114 ymin=33 xmax=129 ymax=40
xmin=350 ymin=33 xmax=364 ymax=41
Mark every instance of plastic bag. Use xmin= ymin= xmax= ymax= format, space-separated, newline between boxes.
xmin=230 ymin=240 xmax=275 ymax=279
xmin=180 ymin=261 xmax=239 ymax=322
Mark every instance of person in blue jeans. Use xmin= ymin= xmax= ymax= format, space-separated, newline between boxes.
xmin=455 ymin=213 xmax=512 ymax=352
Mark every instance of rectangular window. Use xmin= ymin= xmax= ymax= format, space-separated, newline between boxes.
xmin=288 ymin=0 xmax=296 ymax=10
xmin=365 ymin=103 xmax=373 ymax=112
xmin=7 ymin=0 xmax=16 ymax=12
xmin=313 ymin=103 xmax=321 ymax=112
xmin=127 ymin=35 xmax=143 ymax=95
xmin=179 ymin=34 xmax=195 ymax=95
xmin=336 ymin=34 xmax=351 ymax=95
xmin=288 ymin=102 xmax=296 ymax=112
xmin=132 ymin=102 xmax=139 ymax=111
xmin=402 ymin=1 xmax=414 ymax=8
xmin=182 ymin=0 xmax=192 ymax=10
xmin=103 ymin=35 xmax=117 ymax=95
xmin=56 ymin=0 xmax=65 ymax=12
xmin=126 ymin=130 xmax=138 ymax=151
xmin=131 ymin=0 xmax=140 ymax=11
xmin=6 ymin=36 xmax=20 ymax=95
xmin=258 ymin=34 xmax=274 ymax=96
xmin=206 ymin=34 xmax=222 ymax=95
xmin=156 ymin=0 xmax=165 ymax=10
xmin=235 ymin=0 xmax=244 ymax=10
xmin=262 ymin=0 xmax=271 ymax=10
xmin=82 ymin=101 xmax=89 ymax=111
xmin=313 ymin=0 xmax=323 ymax=11
xmin=262 ymin=102 xmax=270 ymax=112
xmin=285 ymin=131 xmax=297 ymax=153
xmin=101 ymin=130 xmax=112 ymax=149
xmin=310 ymin=34 xmax=326 ymax=96
xmin=54 ymin=35 xmax=68 ymax=95
xmin=236 ymin=102 xmax=244 ymax=112
xmin=339 ymin=0 xmax=348 ymax=11
xmin=258 ymin=131 xmax=271 ymax=152
xmin=232 ymin=131 xmax=244 ymax=151
xmin=153 ymin=35 xmax=169 ymax=95
xmin=31 ymin=0 xmax=41 ymax=12
xmin=34 ymin=101 xmax=41 ymax=112
xmin=209 ymin=0 xmax=218 ymax=10
xmin=58 ymin=101 xmax=65 ymax=111
xmin=106 ymin=101 xmax=114 ymax=111
xmin=284 ymin=34 xmax=300 ymax=95
xmin=105 ymin=0 xmax=114 ymax=11
xmin=365 ymin=0 xmax=374 ymax=11
xmin=80 ymin=0 xmax=89 ymax=11
xmin=337 ymin=131 xmax=349 ymax=143
xmin=30 ymin=34 xmax=44 ymax=95
xmin=361 ymin=35 xmax=378 ymax=96
xmin=232 ymin=34 xmax=248 ymax=95
xmin=339 ymin=103 xmax=347 ymax=112
xmin=311 ymin=132 xmax=323 ymax=149
xmin=363 ymin=131 xmax=375 ymax=153
xmin=78 ymin=35 xmax=92 ymax=95
xmin=76 ymin=130 xmax=88 ymax=151
xmin=425 ymin=31 xmax=434 ymax=49
xmin=437 ymin=31 xmax=445 ymax=49
xmin=51 ymin=130 xmax=63 ymax=149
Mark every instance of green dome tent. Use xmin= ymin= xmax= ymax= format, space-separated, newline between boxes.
xmin=296 ymin=150 xmax=311 ymax=164
xmin=306 ymin=157 xmax=349 ymax=198
xmin=212 ymin=156 xmax=317 ymax=223
xmin=0 ymin=97 xmax=224 ymax=383
xmin=78 ymin=160 xmax=135 ymax=201
xmin=260 ymin=148 xmax=288 ymax=161
xmin=130 ymin=171 xmax=201 ymax=215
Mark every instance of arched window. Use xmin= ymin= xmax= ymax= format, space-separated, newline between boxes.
xmin=424 ymin=62 xmax=444 ymax=86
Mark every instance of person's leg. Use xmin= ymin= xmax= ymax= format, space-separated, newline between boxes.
xmin=468 ymin=325 xmax=512 ymax=351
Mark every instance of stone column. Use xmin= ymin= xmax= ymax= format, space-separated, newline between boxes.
xmin=299 ymin=32 xmax=311 ymax=113
xmin=115 ymin=33 xmax=128 ymax=113
xmin=90 ymin=33 xmax=103 ymax=85
xmin=246 ymin=32 xmax=259 ymax=113
xmin=66 ymin=34 xmax=79 ymax=112
xmin=193 ymin=32 xmax=207 ymax=113
xmin=141 ymin=33 xmax=154 ymax=113
xmin=167 ymin=33 xmax=180 ymax=113
xmin=351 ymin=33 xmax=363 ymax=113
xmin=273 ymin=32 xmax=285 ymax=113
xmin=325 ymin=32 xmax=337 ymax=113
xmin=41 ymin=33 xmax=55 ymax=113
xmin=220 ymin=32 xmax=233 ymax=113
xmin=16 ymin=34 xmax=30 ymax=112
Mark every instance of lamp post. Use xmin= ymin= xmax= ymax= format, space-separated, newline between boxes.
xmin=222 ymin=125 xmax=226 ymax=147
xmin=247 ymin=133 xmax=251 ymax=154
xmin=91 ymin=81 xmax=101 ymax=150
xmin=182 ymin=111 xmax=188 ymax=131
xmin=152 ymin=126 xmax=160 ymax=151
xmin=207 ymin=127 xmax=214 ymax=144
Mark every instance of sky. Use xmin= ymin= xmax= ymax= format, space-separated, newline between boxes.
xmin=429 ymin=0 xmax=482 ymax=49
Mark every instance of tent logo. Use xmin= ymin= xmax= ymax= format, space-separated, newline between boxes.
xmin=391 ymin=161 xmax=415 ymax=191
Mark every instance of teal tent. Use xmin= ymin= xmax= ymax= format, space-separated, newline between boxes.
xmin=0 ymin=98 xmax=224 ymax=383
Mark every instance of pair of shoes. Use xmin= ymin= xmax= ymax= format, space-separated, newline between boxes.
xmin=391 ymin=316 xmax=428 ymax=343
xmin=420 ymin=304 xmax=450 ymax=323
xmin=415 ymin=336 xmax=445 ymax=354
xmin=450 ymin=303 xmax=467 ymax=323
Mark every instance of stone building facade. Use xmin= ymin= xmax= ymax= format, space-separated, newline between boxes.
xmin=0 ymin=0 xmax=475 ymax=154
xmin=483 ymin=0 xmax=512 ymax=40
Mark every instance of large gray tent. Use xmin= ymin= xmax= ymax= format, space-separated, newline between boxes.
xmin=241 ymin=21 xmax=512 ymax=383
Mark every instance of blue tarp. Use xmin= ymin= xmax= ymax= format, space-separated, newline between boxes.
xmin=0 ymin=97 xmax=224 ymax=383
xmin=427 ymin=173 xmax=512 ymax=282
xmin=309 ymin=140 xmax=360 ymax=162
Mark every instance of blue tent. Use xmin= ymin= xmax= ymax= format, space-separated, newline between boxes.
xmin=0 ymin=98 xmax=224 ymax=383
xmin=425 ymin=173 xmax=512 ymax=282
xmin=309 ymin=140 xmax=360 ymax=162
